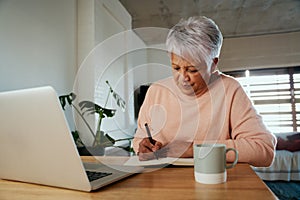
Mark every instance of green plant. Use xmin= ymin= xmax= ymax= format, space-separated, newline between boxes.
xmin=59 ymin=81 xmax=133 ymax=152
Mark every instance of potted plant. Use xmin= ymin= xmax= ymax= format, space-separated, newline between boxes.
xmin=59 ymin=81 xmax=133 ymax=155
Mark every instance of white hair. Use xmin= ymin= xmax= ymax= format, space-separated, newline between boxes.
xmin=166 ymin=16 xmax=223 ymax=67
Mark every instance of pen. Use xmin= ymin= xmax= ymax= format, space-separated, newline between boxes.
xmin=144 ymin=123 xmax=159 ymax=160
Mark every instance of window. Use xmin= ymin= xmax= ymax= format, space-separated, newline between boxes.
xmin=226 ymin=67 xmax=300 ymax=134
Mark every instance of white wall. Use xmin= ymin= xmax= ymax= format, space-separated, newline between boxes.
xmin=219 ymin=32 xmax=300 ymax=72
xmin=1 ymin=0 xmax=298 ymax=93
xmin=147 ymin=43 xmax=172 ymax=82
xmin=0 ymin=0 xmax=77 ymax=94
xmin=76 ymin=0 xmax=141 ymax=143
xmin=139 ymin=32 xmax=300 ymax=74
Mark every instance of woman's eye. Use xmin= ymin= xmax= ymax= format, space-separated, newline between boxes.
xmin=188 ymin=69 xmax=198 ymax=73
xmin=172 ymin=67 xmax=180 ymax=71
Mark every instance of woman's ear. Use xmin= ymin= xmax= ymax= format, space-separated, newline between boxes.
xmin=210 ymin=58 xmax=219 ymax=73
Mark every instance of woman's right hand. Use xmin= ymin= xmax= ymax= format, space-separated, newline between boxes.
xmin=137 ymin=138 xmax=164 ymax=161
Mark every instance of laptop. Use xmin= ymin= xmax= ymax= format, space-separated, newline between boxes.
xmin=0 ymin=86 xmax=142 ymax=192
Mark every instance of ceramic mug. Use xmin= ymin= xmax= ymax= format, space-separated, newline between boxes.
xmin=193 ymin=143 xmax=238 ymax=184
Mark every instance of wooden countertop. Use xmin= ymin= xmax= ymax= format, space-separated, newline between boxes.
xmin=0 ymin=157 xmax=277 ymax=200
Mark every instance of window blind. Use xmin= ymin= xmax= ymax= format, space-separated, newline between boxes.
xmin=227 ymin=67 xmax=300 ymax=134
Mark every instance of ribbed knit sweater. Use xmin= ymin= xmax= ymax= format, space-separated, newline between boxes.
xmin=133 ymin=72 xmax=276 ymax=167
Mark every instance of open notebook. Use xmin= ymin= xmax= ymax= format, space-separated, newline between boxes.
xmin=124 ymin=156 xmax=194 ymax=166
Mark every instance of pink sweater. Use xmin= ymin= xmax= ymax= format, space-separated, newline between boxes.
xmin=133 ymin=72 xmax=277 ymax=167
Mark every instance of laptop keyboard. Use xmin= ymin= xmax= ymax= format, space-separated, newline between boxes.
xmin=86 ymin=171 xmax=112 ymax=182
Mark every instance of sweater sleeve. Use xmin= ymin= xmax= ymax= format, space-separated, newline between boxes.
xmin=222 ymin=84 xmax=277 ymax=167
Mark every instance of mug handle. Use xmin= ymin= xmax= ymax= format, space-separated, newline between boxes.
xmin=225 ymin=148 xmax=239 ymax=169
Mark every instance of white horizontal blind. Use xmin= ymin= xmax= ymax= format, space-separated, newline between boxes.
xmin=293 ymin=73 xmax=300 ymax=132
xmin=231 ymin=68 xmax=300 ymax=134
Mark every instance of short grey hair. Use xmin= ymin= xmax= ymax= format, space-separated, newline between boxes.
xmin=166 ymin=16 xmax=223 ymax=67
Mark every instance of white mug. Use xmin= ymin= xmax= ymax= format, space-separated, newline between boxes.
xmin=194 ymin=144 xmax=238 ymax=184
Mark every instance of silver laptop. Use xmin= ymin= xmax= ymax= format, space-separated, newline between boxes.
xmin=0 ymin=86 xmax=142 ymax=192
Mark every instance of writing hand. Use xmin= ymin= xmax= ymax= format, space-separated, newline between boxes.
xmin=163 ymin=141 xmax=193 ymax=158
xmin=138 ymin=138 xmax=165 ymax=161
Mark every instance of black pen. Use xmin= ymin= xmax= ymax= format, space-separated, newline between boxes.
xmin=144 ymin=123 xmax=159 ymax=160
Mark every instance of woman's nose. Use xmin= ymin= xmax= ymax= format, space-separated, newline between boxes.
xmin=180 ymin=70 xmax=189 ymax=80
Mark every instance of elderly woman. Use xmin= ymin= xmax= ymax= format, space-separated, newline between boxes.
xmin=133 ymin=16 xmax=276 ymax=167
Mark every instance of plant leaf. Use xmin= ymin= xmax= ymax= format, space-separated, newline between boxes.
xmin=59 ymin=96 xmax=66 ymax=110
xmin=105 ymin=81 xmax=126 ymax=112
xmin=79 ymin=100 xmax=116 ymax=118
xmin=59 ymin=93 xmax=76 ymax=110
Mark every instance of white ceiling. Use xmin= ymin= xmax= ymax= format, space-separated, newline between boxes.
xmin=119 ymin=0 xmax=300 ymax=39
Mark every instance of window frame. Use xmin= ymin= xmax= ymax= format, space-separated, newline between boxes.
xmin=226 ymin=66 xmax=300 ymax=133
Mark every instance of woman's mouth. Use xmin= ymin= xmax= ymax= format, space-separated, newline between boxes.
xmin=181 ymin=81 xmax=193 ymax=89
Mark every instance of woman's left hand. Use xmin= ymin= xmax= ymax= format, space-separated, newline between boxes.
xmin=163 ymin=141 xmax=193 ymax=158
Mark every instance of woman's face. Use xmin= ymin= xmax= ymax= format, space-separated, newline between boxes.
xmin=171 ymin=53 xmax=212 ymax=96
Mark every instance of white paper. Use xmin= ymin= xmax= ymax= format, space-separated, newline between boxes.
xmin=124 ymin=156 xmax=194 ymax=166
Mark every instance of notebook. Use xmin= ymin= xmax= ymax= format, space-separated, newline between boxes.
xmin=124 ymin=156 xmax=194 ymax=166
xmin=0 ymin=86 xmax=143 ymax=192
